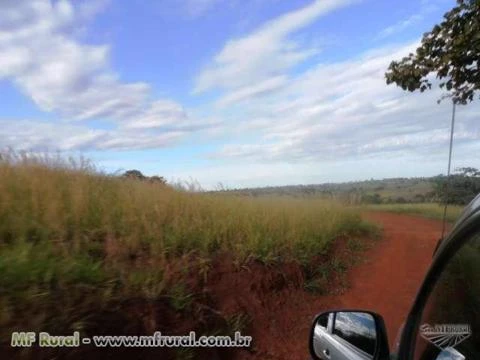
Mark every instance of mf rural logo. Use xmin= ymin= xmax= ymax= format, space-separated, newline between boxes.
xmin=420 ymin=324 xmax=471 ymax=350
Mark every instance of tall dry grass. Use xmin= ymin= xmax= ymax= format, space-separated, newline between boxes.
xmin=0 ymin=151 xmax=370 ymax=263
xmin=0 ymin=151 xmax=374 ymax=341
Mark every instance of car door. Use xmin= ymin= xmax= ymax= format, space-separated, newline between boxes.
xmin=411 ymin=230 xmax=480 ymax=359
xmin=312 ymin=312 xmax=333 ymax=359
xmin=397 ymin=207 xmax=480 ymax=360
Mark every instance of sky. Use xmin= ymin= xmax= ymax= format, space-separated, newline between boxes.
xmin=1 ymin=0 xmax=479 ymax=189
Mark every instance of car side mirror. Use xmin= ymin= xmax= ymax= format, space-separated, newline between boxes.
xmin=309 ymin=310 xmax=390 ymax=360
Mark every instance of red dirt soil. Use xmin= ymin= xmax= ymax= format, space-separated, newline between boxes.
xmin=234 ymin=212 xmax=445 ymax=360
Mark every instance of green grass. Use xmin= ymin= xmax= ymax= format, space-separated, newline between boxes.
xmin=361 ymin=203 xmax=464 ymax=222
xmin=0 ymin=151 xmax=376 ymax=345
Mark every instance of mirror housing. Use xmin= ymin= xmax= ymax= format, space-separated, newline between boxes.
xmin=436 ymin=347 xmax=465 ymax=360
xmin=309 ymin=310 xmax=390 ymax=360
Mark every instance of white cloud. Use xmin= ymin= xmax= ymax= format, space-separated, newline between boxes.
xmin=211 ymin=42 xmax=480 ymax=163
xmin=0 ymin=0 xmax=215 ymax=151
xmin=215 ymin=75 xmax=288 ymax=108
xmin=2 ymin=0 xmax=479 ymax=187
xmin=194 ymin=0 xmax=356 ymax=97
xmin=0 ymin=0 xmax=151 ymax=121
xmin=376 ymin=0 xmax=444 ymax=40
xmin=122 ymin=100 xmax=222 ymax=132
xmin=377 ymin=14 xmax=423 ymax=39
xmin=190 ymin=0 xmax=480 ymax=177
xmin=0 ymin=120 xmax=104 ymax=151
xmin=0 ymin=120 xmax=183 ymax=151
xmin=122 ymin=100 xmax=188 ymax=129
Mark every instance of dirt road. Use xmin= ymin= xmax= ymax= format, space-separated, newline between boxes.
xmin=327 ymin=212 xmax=443 ymax=344
xmin=241 ymin=212 xmax=444 ymax=360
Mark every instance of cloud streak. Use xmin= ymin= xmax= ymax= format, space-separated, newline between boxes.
xmin=211 ymin=42 xmax=480 ymax=162
xmin=0 ymin=119 xmax=188 ymax=152
xmin=376 ymin=0 xmax=442 ymax=40
xmin=194 ymin=0 xmax=356 ymax=102
xmin=377 ymin=14 xmax=423 ymax=40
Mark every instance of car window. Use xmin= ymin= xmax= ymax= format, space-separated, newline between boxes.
xmin=413 ymin=232 xmax=480 ymax=360
xmin=333 ymin=312 xmax=377 ymax=356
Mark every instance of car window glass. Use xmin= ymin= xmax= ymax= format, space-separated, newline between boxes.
xmin=414 ymin=232 xmax=480 ymax=360
xmin=333 ymin=312 xmax=377 ymax=356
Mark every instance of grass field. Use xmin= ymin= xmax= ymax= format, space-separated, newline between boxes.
xmin=362 ymin=203 xmax=464 ymax=223
xmin=0 ymin=152 xmax=375 ymax=345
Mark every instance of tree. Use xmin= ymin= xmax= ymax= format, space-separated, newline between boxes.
xmin=122 ymin=169 xmax=146 ymax=180
xmin=434 ymin=167 xmax=480 ymax=205
xmin=385 ymin=0 xmax=480 ymax=104
xmin=122 ymin=170 xmax=167 ymax=185
xmin=149 ymin=175 xmax=167 ymax=185
xmin=361 ymin=192 xmax=383 ymax=204
xmin=456 ymin=166 xmax=480 ymax=177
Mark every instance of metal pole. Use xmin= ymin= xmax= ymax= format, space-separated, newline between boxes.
xmin=441 ymin=100 xmax=456 ymax=239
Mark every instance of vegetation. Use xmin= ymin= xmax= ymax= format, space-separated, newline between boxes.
xmin=385 ymin=0 xmax=480 ymax=104
xmin=122 ymin=169 xmax=167 ymax=184
xmin=219 ymin=177 xmax=438 ymax=204
xmin=433 ymin=167 xmax=480 ymax=205
xmin=362 ymin=203 xmax=463 ymax=223
xmin=0 ymin=151 xmax=374 ymax=346
xmin=227 ymin=171 xmax=480 ymax=208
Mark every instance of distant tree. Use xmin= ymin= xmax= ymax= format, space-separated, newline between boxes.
xmin=396 ymin=196 xmax=407 ymax=204
xmin=456 ymin=167 xmax=480 ymax=177
xmin=414 ymin=194 xmax=426 ymax=203
xmin=361 ymin=192 xmax=383 ymax=204
xmin=122 ymin=170 xmax=168 ymax=185
xmin=434 ymin=167 xmax=480 ymax=205
xmin=425 ymin=190 xmax=437 ymax=202
xmin=385 ymin=0 xmax=480 ymax=104
xmin=122 ymin=169 xmax=146 ymax=180
xmin=149 ymin=175 xmax=167 ymax=185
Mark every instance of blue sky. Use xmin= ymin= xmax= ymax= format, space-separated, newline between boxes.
xmin=1 ymin=0 xmax=480 ymax=189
